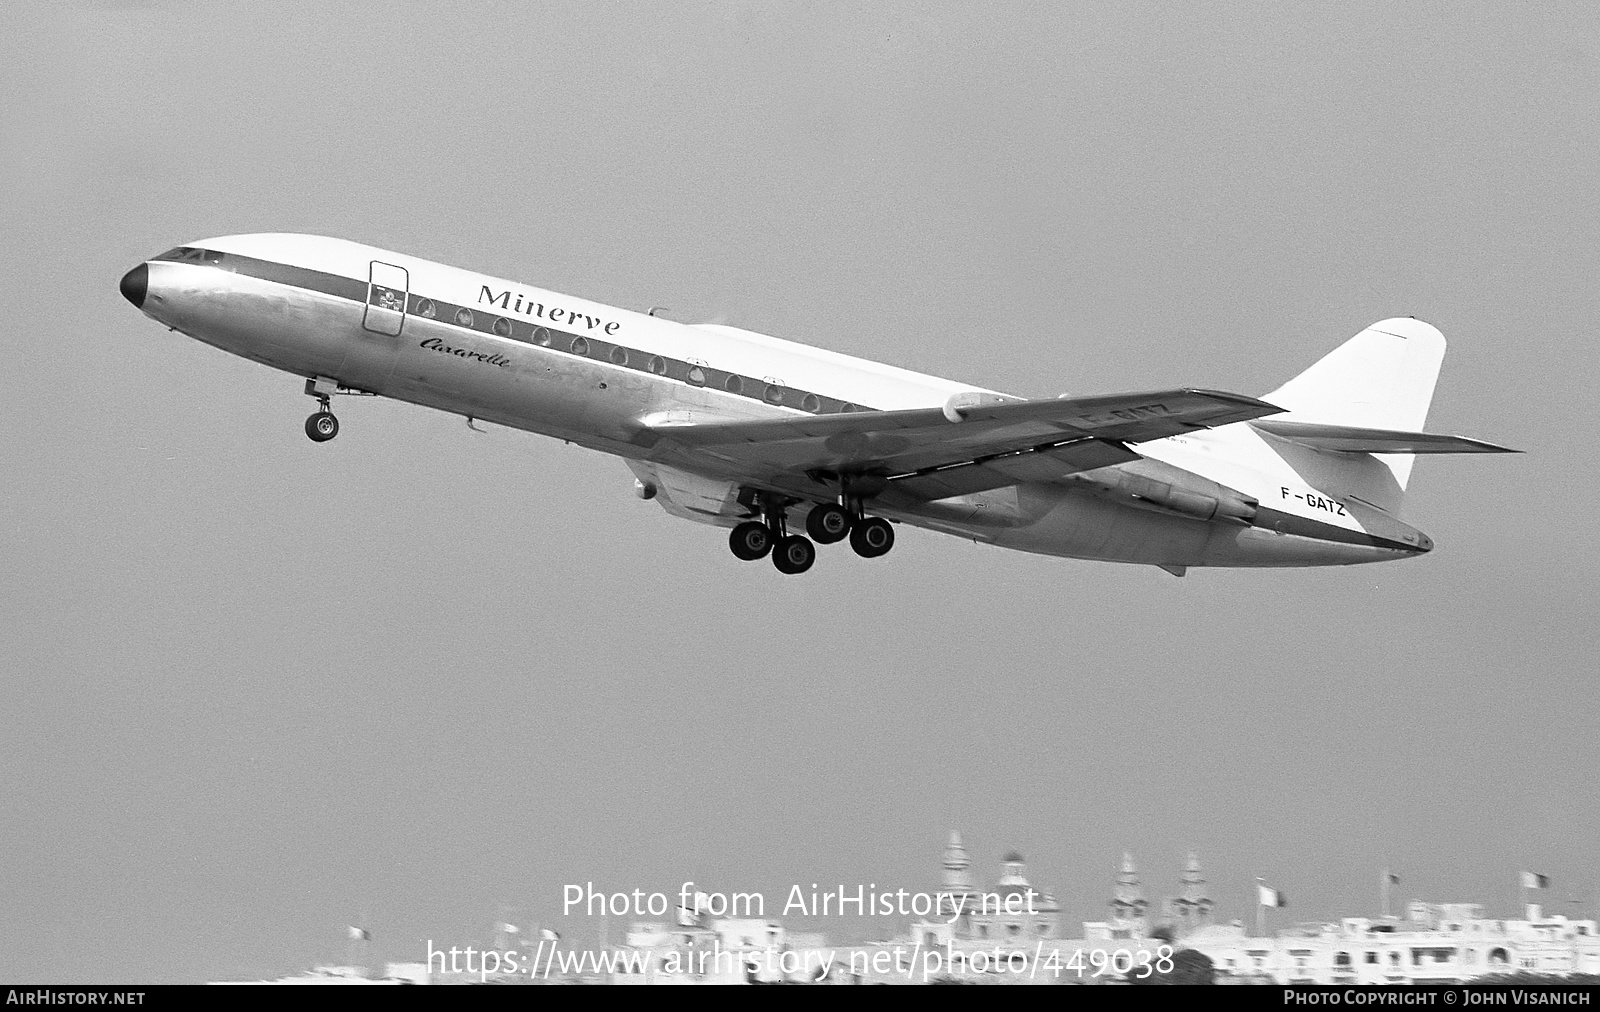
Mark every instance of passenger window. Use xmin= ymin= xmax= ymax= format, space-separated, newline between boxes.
xmin=687 ymin=366 xmax=706 ymax=386
xmin=839 ymin=402 xmax=857 ymax=413
xmin=533 ymin=326 xmax=551 ymax=346
xmin=725 ymin=374 xmax=743 ymax=395
xmin=763 ymin=384 xmax=785 ymax=405
xmin=801 ymin=393 xmax=820 ymax=412
xmin=648 ymin=355 xmax=667 ymax=375
xmin=610 ymin=346 xmax=628 ymax=366
xmin=492 ymin=317 xmax=512 ymax=337
xmin=455 ymin=308 xmax=474 ymax=327
xmin=416 ymin=299 xmax=437 ymax=319
xmin=571 ymin=337 xmax=589 ymax=356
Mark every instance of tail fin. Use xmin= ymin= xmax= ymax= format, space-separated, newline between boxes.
xmin=1263 ymin=318 xmax=1446 ymax=491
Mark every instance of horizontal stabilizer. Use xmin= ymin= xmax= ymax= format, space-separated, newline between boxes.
xmin=1251 ymin=419 xmax=1518 ymax=455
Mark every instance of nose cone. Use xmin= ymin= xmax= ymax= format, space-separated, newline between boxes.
xmin=119 ymin=263 xmax=148 ymax=309
xmin=1417 ymin=532 xmax=1433 ymax=553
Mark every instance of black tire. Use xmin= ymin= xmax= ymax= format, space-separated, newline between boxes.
xmin=305 ymin=411 xmax=339 ymax=442
xmin=804 ymin=502 xmax=852 ymax=544
xmin=849 ymin=516 xmax=894 ymax=558
xmin=729 ymin=521 xmax=773 ymax=561
xmin=771 ymin=534 xmax=816 ymax=575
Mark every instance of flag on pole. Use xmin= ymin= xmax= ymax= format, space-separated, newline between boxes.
xmin=347 ymin=926 xmax=371 ymax=941
xmin=1520 ymin=872 xmax=1550 ymax=890
xmin=1258 ymin=884 xmax=1288 ymax=908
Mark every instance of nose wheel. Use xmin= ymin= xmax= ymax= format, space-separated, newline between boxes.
xmin=305 ymin=411 xmax=339 ymax=442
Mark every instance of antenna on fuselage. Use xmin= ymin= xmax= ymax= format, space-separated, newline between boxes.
xmin=466 ymin=416 xmax=486 ymax=433
xmin=647 ymin=306 xmax=669 ymax=318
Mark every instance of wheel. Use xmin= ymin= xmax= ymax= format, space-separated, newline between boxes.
xmin=771 ymin=534 xmax=815 ymax=575
xmin=305 ymin=411 xmax=339 ymax=442
xmin=849 ymin=516 xmax=894 ymax=558
xmin=729 ymin=521 xmax=773 ymax=561
xmin=804 ymin=502 xmax=852 ymax=544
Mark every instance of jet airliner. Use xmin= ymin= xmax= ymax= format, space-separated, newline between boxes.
xmin=118 ymin=235 xmax=1515 ymax=576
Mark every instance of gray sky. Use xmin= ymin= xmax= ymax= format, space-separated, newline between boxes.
xmin=2 ymin=1 xmax=1596 ymax=983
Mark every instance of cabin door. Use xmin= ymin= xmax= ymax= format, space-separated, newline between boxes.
xmin=362 ymin=261 xmax=409 ymax=336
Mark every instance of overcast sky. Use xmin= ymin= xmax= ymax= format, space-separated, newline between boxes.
xmin=2 ymin=1 xmax=1597 ymax=983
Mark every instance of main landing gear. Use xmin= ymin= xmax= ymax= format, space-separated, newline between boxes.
xmin=304 ymin=377 xmax=339 ymax=443
xmin=726 ymin=497 xmax=896 ymax=575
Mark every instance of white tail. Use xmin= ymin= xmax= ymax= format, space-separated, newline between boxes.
xmin=1264 ymin=318 xmax=1447 ymax=490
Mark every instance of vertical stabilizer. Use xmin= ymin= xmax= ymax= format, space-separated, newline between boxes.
xmin=1263 ymin=318 xmax=1446 ymax=490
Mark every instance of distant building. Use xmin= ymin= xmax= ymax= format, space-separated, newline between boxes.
xmin=1163 ymin=852 xmax=1215 ymax=935
xmin=1184 ymin=903 xmax=1599 ymax=984
xmin=910 ymin=834 xmax=1061 ymax=947
xmin=605 ymin=835 xmax=1600 ymax=985
xmin=209 ymin=964 xmax=426 ymax=985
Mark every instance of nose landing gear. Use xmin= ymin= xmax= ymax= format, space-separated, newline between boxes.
xmin=304 ymin=376 xmax=340 ymax=443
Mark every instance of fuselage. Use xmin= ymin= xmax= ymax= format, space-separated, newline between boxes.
xmin=118 ymin=233 xmax=1432 ymax=571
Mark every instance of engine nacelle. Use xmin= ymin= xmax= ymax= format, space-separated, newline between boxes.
xmin=1080 ymin=459 xmax=1258 ymax=523
xmin=1115 ymin=473 xmax=1256 ymax=522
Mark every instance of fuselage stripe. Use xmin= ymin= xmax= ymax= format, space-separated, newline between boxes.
xmin=153 ymin=247 xmax=877 ymax=417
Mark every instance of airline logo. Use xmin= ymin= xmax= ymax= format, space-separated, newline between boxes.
xmin=477 ymin=286 xmax=622 ymax=337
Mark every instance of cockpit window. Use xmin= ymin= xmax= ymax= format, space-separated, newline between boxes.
xmin=156 ymin=247 xmax=223 ymax=264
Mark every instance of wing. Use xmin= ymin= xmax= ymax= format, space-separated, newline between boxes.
xmin=636 ymin=388 xmax=1281 ymax=501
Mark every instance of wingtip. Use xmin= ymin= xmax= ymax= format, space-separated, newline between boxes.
xmin=1184 ymin=388 xmax=1287 ymax=417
